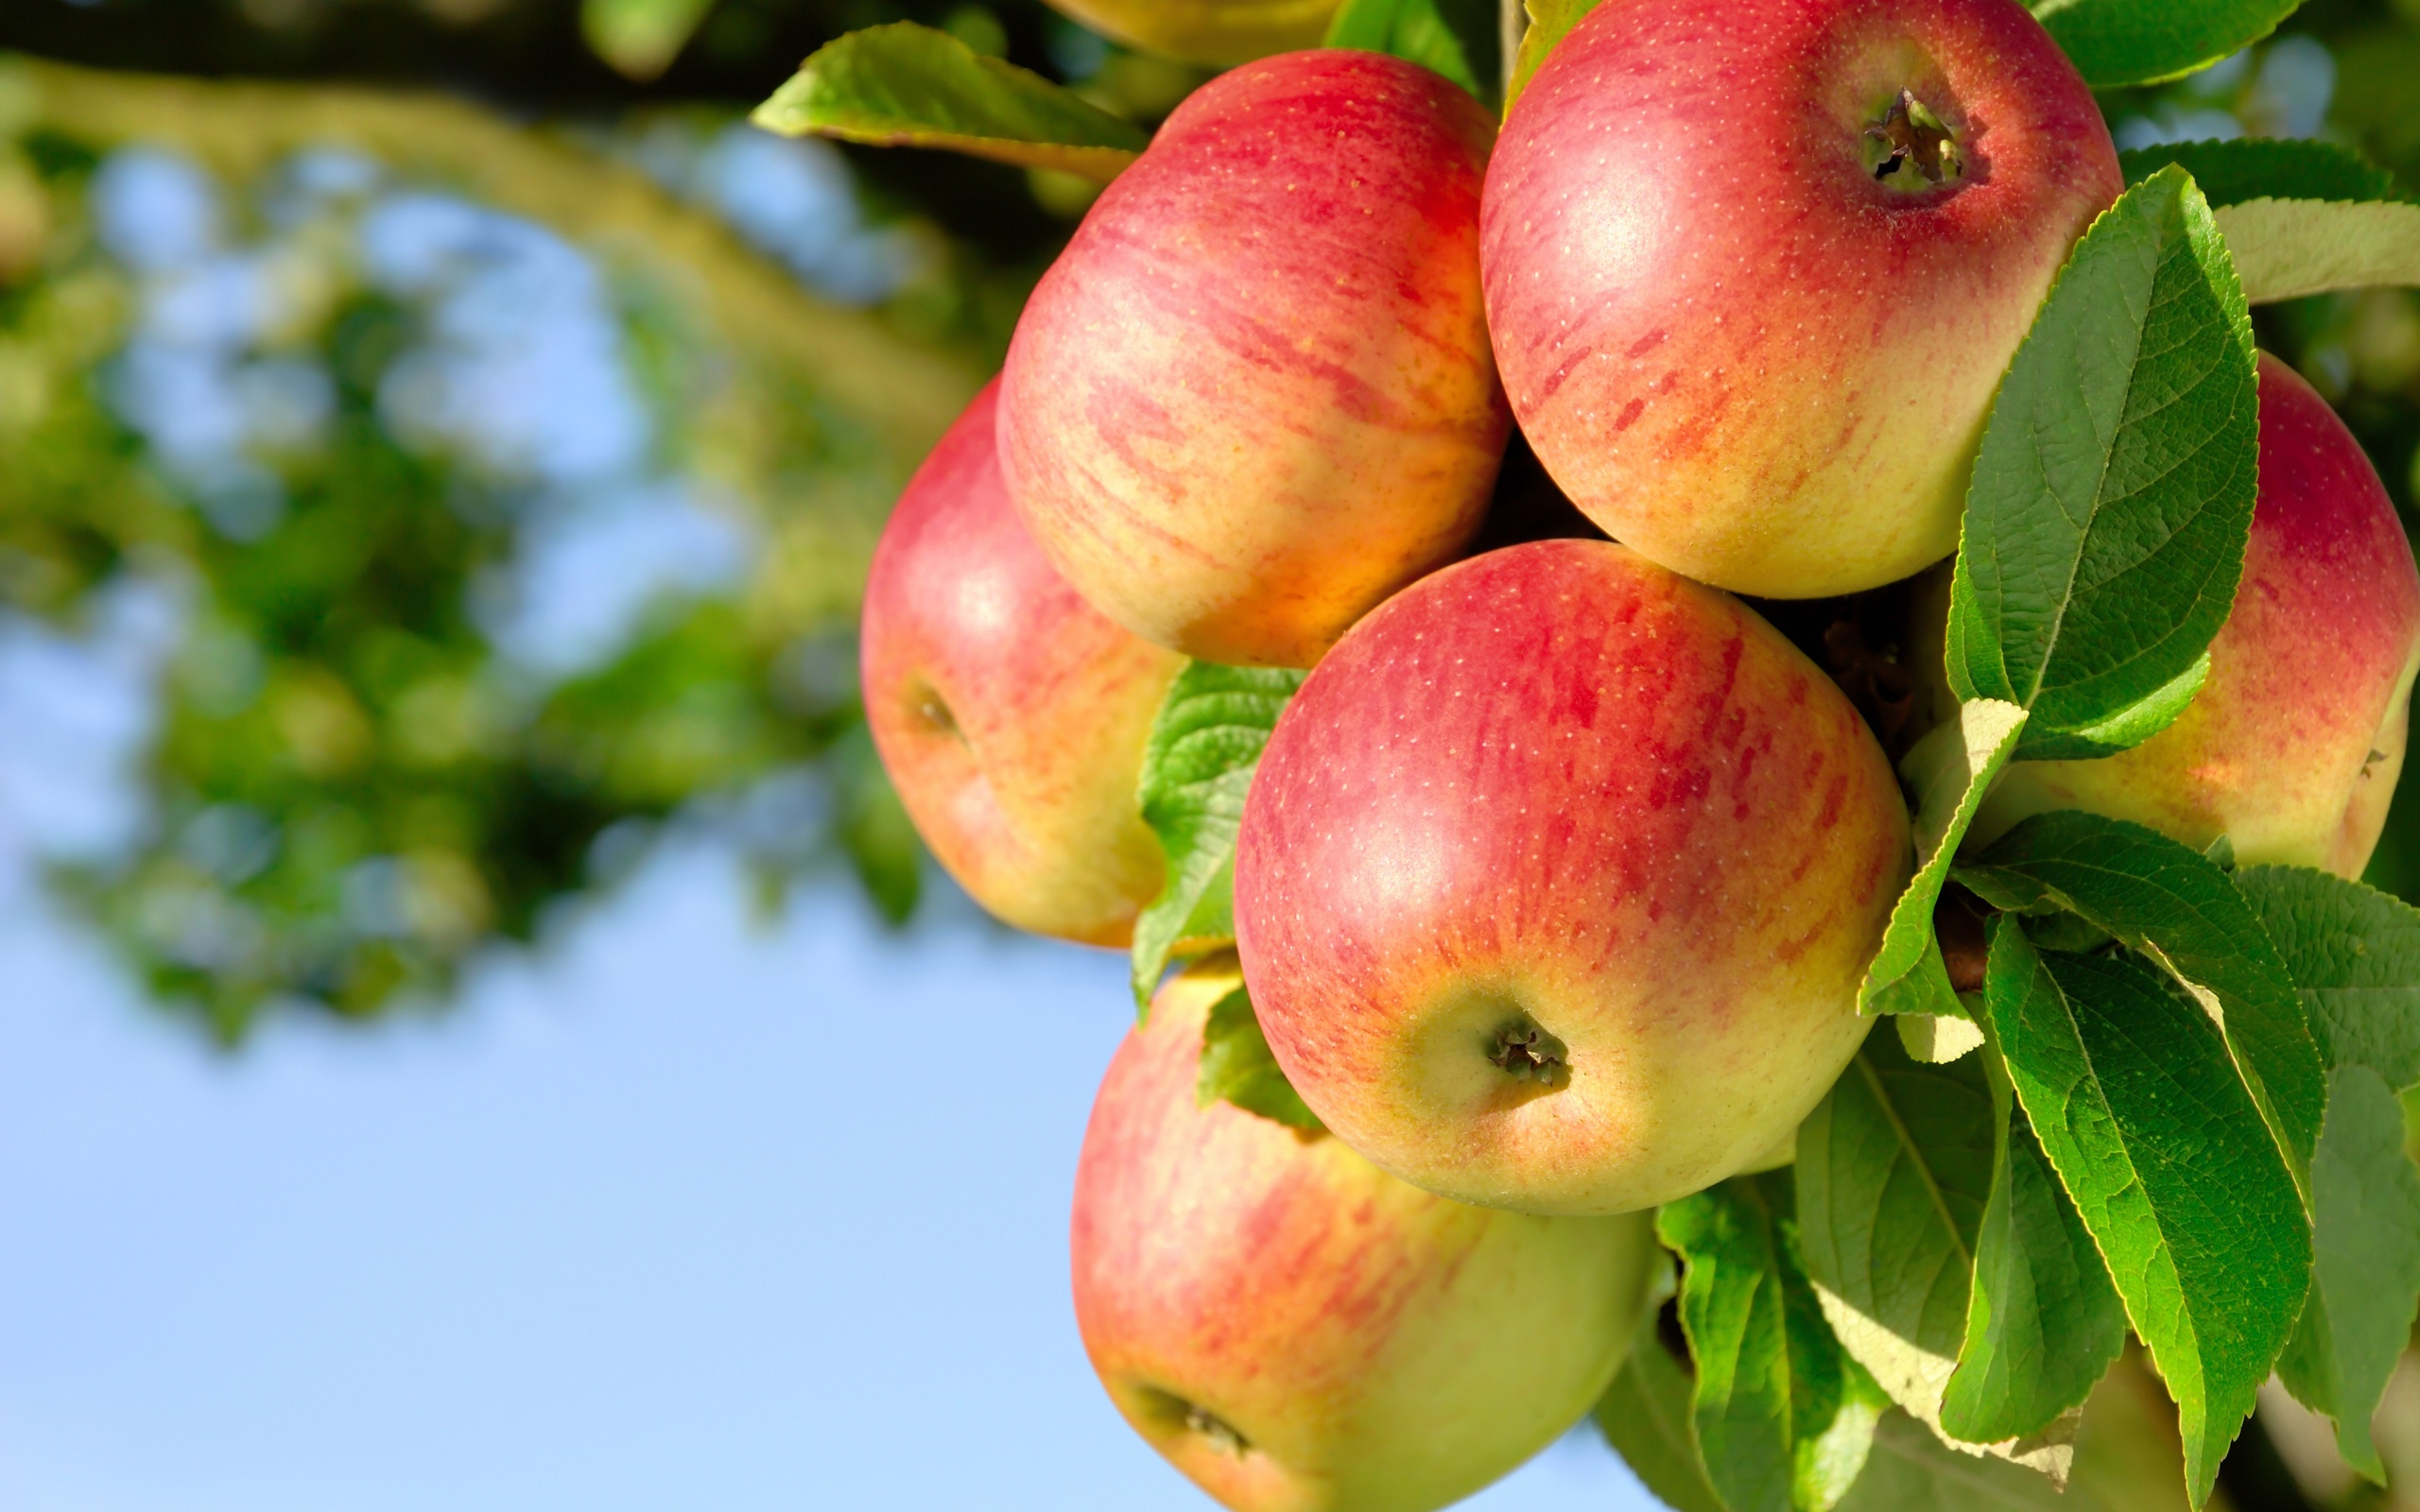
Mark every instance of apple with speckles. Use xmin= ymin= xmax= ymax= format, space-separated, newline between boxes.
xmin=1000 ymin=49 xmax=1510 ymax=670
xmin=1233 ymin=540 xmax=1910 ymax=1216
xmin=1480 ymin=0 xmax=2121 ymax=599
xmin=1073 ymin=954 xmax=1659 ymax=1512
xmin=1923 ymin=354 xmax=2420 ymax=875
xmin=860 ymin=379 xmax=1183 ymax=947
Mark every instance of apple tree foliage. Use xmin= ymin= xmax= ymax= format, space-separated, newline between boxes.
xmin=0 ymin=58 xmax=1014 ymax=1039
xmin=753 ymin=0 xmax=2420 ymax=1503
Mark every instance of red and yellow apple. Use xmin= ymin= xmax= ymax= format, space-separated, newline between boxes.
xmin=1073 ymin=955 xmax=1658 ymax=1512
xmin=1480 ymin=0 xmax=2121 ymax=598
xmin=1038 ymin=0 xmax=1340 ymax=66
xmin=999 ymin=50 xmax=1509 ymax=669
xmin=859 ymin=379 xmax=1182 ymax=946
xmin=1936 ymin=355 xmax=2420 ymax=875
xmin=1233 ymin=541 xmax=1910 ymax=1216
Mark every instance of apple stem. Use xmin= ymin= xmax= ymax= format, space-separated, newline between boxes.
xmin=1488 ymin=1019 xmax=1570 ymax=1089
xmin=1864 ymin=89 xmax=1962 ymax=189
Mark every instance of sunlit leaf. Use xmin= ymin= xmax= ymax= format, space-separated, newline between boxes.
xmin=752 ymin=23 xmax=1150 ymax=183
xmin=1130 ymin=662 xmax=1304 ymax=1012
xmin=1959 ymin=811 xmax=2326 ymax=1201
xmin=1662 ymin=1173 xmax=1886 ymax=1512
xmin=1945 ymin=167 xmax=2257 ymax=764
xmin=1860 ymin=700 xmax=2026 ymax=1017
xmin=2215 ymin=198 xmax=2420 ymax=305
xmin=1939 ymin=1025 xmax=2123 ymax=1454
xmin=2031 ymin=0 xmax=2302 ymax=88
xmin=1979 ymin=919 xmax=2309 ymax=1506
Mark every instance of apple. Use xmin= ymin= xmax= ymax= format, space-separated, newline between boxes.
xmin=1480 ymin=0 xmax=2121 ymax=599
xmin=1929 ymin=354 xmax=2420 ymax=875
xmin=859 ymin=379 xmax=1183 ymax=946
xmin=1039 ymin=0 xmax=1340 ymax=66
xmin=1231 ymin=540 xmax=1910 ymax=1216
xmin=999 ymin=50 xmax=1509 ymax=670
xmin=1073 ymin=954 xmax=1658 ymax=1512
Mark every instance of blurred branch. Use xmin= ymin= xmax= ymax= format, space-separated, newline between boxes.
xmin=9 ymin=54 xmax=983 ymax=470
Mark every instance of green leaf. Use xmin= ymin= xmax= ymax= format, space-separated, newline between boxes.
xmin=2118 ymin=139 xmax=2401 ymax=209
xmin=2213 ymin=198 xmax=2420 ymax=305
xmin=1130 ymin=662 xmax=1305 ymax=1011
xmin=1958 ymin=811 xmax=2326 ymax=1201
xmin=1660 ymin=1174 xmax=1884 ymax=1512
xmin=1861 ymin=700 xmax=2028 ymax=1017
xmin=2274 ymin=1063 xmax=2420 ymax=1482
xmin=1794 ymin=1036 xmax=1995 ymax=1436
xmin=1196 ymin=982 xmax=1324 ymax=1131
xmin=1595 ymin=1308 xmax=1728 ymax=1512
xmin=1978 ymin=919 xmax=2311 ymax=1506
xmin=2030 ymin=0 xmax=2301 ymax=88
xmin=581 ymin=0 xmax=715 ymax=80
xmin=1939 ymin=1022 xmax=2126 ymax=1450
xmin=1944 ymin=166 xmax=2258 ymax=765
xmin=2236 ymin=865 xmax=2420 ymax=1089
xmin=1833 ymin=1410 xmax=2073 ymax=1511
xmin=1502 ymin=0 xmax=1600 ymax=110
xmin=751 ymin=23 xmax=1150 ymax=183
xmin=1324 ymin=0 xmax=1501 ymax=108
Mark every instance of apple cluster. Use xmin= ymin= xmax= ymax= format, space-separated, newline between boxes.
xmin=856 ymin=1 xmax=2420 ymax=1507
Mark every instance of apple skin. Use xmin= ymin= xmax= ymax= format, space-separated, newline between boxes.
xmin=1073 ymin=955 xmax=1658 ymax=1512
xmin=999 ymin=50 xmax=1510 ymax=670
xmin=1233 ymin=541 xmax=1910 ymax=1216
xmin=859 ymin=379 xmax=1183 ymax=947
xmin=1480 ymin=0 xmax=2121 ymax=599
xmin=1935 ymin=355 xmax=2420 ymax=875
xmin=1038 ymin=0 xmax=1340 ymax=65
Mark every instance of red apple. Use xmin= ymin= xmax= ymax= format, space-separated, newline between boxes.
xmin=1074 ymin=956 xmax=1658 ymax=1512
xmin=999 ymin=50 xmax=1510 ymax=669
xmin=1942 ymin=355 xmax=2420 ymax=874
xmin=860 ymin=380 xmax=1183 ymax=946
xmin=1233 ymin=541 xmax=1909 ymax=1215
xmin=1481 ymin=0 xmax=2121 ymax=599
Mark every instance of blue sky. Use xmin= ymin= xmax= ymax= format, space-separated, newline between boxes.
xmin=0 ymin=843 xmax=1665 ymax=1511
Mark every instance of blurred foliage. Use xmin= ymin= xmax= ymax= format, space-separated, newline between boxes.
xmin=0 ymin=57 xmax=995 ymax=1039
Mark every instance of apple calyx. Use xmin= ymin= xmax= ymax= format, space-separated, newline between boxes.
xmin=1863 ymin=88 xmax=1962 ymax=191
xmin=909 ymin=683 xmax=959 ymax=739
xmin=1180 ymin=1400 xmax=1250 ymax=1455
xmin=1488 ymin=1018 xmax=1571 ymax=1089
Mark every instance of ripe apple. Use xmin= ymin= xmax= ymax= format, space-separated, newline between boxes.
xmin=1038 ymin=0 xmax=1339 ymax=66
xmin=1480 ymin=0 xmax=2121 ymax=599
xmin=999 ymin=50 xmax=1510 ymax=670
xmin=1930 ymin=354 xmax=2420 ymax=875
xmin=1233 ymin=540 xmax=1910 ymax=1216
xmin=1073 ymin=955 xmax=1658 ymax=1512
xmin=859 ymin=379 xmax=1183 ymax=946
